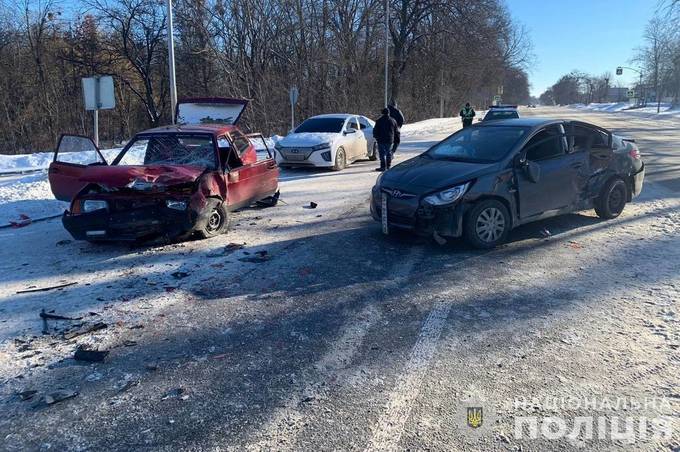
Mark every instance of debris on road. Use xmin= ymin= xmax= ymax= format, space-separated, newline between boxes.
xmin=162 ymin=387 xmax=189 ymax=400
xmin=17 ymin=282 xmax=77 ymax=294
xmin=238 ymin=250 xmax=269 ymax=263
xmin=74 ymin=345 xmax=109 ymax=362
xmin=18 ymin=390 xmax=38 ymax=401
xmin=122 ymin=340 xmax=137 ymax=347
xmin=207 ymin=242 xmax=245 ymax=257
xmin=540 ymin=228 xmax=552 ymax=238
xmin=303 ymin=202 xmax=318 ymax=209
xmin=9 ymin=214 xmax=32 ymax=228
xmin=40 ymin=309 xmax=82 ymax=321
xmin=45 ymin=390 xmax=78 ymax=405
xmin=63 ymin=322 xmax=108 ymax=340
xmin=171 ymin=271 xmax=190 ymax=279
xmin=56 ymin=239 xmax=72 ymax=246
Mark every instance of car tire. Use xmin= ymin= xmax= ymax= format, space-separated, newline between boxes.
xmin=196 ymin=199 xmax=229 ymax=239
xmin=595 ymin=178 xmax=627 ymax=219
xmin=368 ymin=142 xmax=378 ymax=161
xmin=464 ymin=199 xmax=511 ymax=249
xmin=256 ymin=190 xmax=280 ymax=207
xmin=332 ymin=147 xmax=346 ymax=171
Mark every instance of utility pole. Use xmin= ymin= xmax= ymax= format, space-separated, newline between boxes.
xmin=384 ymin=0 xmax=389 ymax=107
xmin=166 ymin=0 xmax=178 ymax=123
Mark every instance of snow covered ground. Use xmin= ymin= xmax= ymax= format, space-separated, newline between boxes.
xmin=571 ymin=101 xmax=680 ymax=118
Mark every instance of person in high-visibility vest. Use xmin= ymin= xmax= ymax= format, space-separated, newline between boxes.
xmin=459 ymin=103 xmax=476 ymax=128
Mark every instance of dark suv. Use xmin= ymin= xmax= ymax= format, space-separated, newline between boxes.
xmin=371 ymin=118 xmax=645 ymax=248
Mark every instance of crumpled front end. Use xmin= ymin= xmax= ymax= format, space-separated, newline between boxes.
xmin=370 ymin=185 xmax=466 ymax=238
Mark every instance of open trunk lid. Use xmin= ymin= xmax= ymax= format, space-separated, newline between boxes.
xmin=175 ymin=97 xmax=248 ymax=126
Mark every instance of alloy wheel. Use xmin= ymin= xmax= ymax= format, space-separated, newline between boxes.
xmin=206 ymin=208 xmax=223 ymax=233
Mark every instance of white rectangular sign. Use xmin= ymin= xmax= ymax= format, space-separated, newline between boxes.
xmin=82 ymin=76 xmax=115 ymax=110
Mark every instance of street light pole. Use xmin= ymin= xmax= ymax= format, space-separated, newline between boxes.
xmin=166 ymin=0 xmax=178 ymax=124
xmin=384 ymin=0 xmax=389 ymax=107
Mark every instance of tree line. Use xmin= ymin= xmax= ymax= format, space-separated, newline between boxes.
xmin=539 ymin=1 xmax=680 ymax=109
xmin=0 ymin=0 xmax=532 ymax=154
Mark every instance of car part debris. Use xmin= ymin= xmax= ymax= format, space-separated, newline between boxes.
xmin=45 ymin=390 xmax=78 ymax=405
xmin=63 ymin=322 xmax=108 ymax=340
xmin=40 ymin=309 xmax=82 ymax=321
xmin=304 ymin=202 xmax=318 ymax=209
xmin=18 ymin=390 xmax=38 ymax=401
xmin=17 ymin=282 xmax=77 ymax=294
xmin=171 ymin=271 xmax=190 ymax=279
xmin=74 ymin=345 xmax=109 ymax=362
xmin=10 ymin=214 xmax=32 ymax=228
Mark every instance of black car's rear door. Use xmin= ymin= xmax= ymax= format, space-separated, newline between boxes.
xmin=516 ymin=124 xmax=580 ymax=219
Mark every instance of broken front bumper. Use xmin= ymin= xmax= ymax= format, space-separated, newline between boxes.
xmin=63 ymin=202 xmax=198 ymax=241
xmin=370 ymin=185 xmax=466 ymax=237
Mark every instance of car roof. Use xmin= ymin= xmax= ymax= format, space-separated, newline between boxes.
xmin=138 ymin=123 xmax=238 ymax=136
xmin=308 ymin=113 xmax=358 ymax=120
xmin=477 ymin=118 xmax=562 ymax=128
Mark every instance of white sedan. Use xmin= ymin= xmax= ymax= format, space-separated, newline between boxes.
xmin=274 ymin=114 xmax=377 ymax=170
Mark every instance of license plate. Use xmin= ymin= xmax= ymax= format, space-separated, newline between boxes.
xmin=381 ymin=194 xmax=389 ymax=235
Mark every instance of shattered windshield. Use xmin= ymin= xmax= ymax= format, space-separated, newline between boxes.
xmin=113 ymin=134 xmax=217 ymax=169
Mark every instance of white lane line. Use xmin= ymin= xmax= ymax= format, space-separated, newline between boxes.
xmin=365 ymin=300 xmax=452 ymax=452
xmin=246 ymin=247 xmax=423 ymax=451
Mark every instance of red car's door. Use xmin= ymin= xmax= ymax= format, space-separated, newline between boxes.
xmin=48 ymin=135 xmax=107 ymax=202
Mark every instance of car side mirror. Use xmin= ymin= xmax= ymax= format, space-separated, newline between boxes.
xmin=524 ymin=161 xmax=541 ymax=183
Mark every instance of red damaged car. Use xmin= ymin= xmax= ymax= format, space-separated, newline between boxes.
xmin=48 ymin=98 xmax=280 ymax=241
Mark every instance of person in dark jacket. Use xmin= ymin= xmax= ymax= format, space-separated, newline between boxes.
xmin=459 ymin=102 xmax=476 ymax=128
xmin=373 ymin=108 xmax=398 ymax=171
xmin=387 ymin=101 xmax=404 ymax=154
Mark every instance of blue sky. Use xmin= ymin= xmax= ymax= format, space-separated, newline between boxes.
xmin=506 ymin=0 xmax=659 ymax=96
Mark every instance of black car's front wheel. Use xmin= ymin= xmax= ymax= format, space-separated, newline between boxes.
xmin=464 ymin=200 xmax=511 ymax=249
xmin=595 ymin=178 xmax=627 ymax=219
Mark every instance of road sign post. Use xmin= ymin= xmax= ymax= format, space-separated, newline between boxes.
xmin=82 ymin=76 xmax=115 ymax=147
xmin=289 ymin=87 xmax=299 ymax=130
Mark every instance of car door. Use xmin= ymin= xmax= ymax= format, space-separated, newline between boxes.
xmin=48 ymin=134 xmax=107 ymax=202
xmin=225 ymin=131 xmax=278 ymax=208
xmin=516 ymin=124 xmax=579 ymax=219
xmin=343 ymin=117 xmax=362 ymax=160
xmin=358 ymin=116 xmax=374 ymax=157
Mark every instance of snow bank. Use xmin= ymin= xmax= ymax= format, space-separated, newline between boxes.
xmin=571 ymin=102 xmax=680 ymax=118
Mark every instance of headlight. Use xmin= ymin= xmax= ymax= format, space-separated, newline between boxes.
xmin=423 ymin=182 xmax=470 ymax=206
xmin=82 ymin=200 xmax=108 ymax=213
xmin=311 ymin=142 xmax=331 ymax=151
xmin=166 ymin=199 xmax=187 ymax=211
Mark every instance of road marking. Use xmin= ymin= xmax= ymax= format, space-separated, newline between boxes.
xmin=246 ymin=246 xmax=423 ymax=451
xmin=365 ymin=300 xmax=452 ymax=452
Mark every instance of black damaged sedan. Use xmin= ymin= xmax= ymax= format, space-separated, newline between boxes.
xmin=371 ymin=118 xmax=645 ymax=248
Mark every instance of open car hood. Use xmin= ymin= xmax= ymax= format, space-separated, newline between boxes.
xmin=175 ymin=97 xmax=248 ymax=125
xmin=78 ymin=165 xmax=205 ymax=190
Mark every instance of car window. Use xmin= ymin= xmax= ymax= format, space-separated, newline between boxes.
xmin=425 ymin=126 xmax=529 ymax=163
xmin=572 ymin=125 xmax=609 ymax=151
xmin=295 ymin=117 xmax=345 ymax=133
xmin=230 ymin=131 xmax=251 ymax=157
xmin=358 ymin=117 xmax=370 ymax=130
xmin=347 ymin=118 xmax=360 ymax=130
xmin=484 ymin=110 xmax=519 ymax=121
xmin=524 ymin=125 xmax=565 ymax=161
xmin=114 ymin=134 xmax=217 ymax=169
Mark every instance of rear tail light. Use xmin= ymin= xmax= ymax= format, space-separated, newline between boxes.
xmin=629 ymin=147 xmax=641 ymax=160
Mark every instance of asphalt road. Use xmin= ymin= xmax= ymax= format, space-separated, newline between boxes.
xmin=0 ymin=107 xmax=678 ymax=451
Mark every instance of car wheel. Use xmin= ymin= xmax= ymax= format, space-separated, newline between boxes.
xmin=332 ymin=147 xmax=347 ymax=171
xmin=464 ymin=200 xmax=511 ymax=249
xmin=368 ymin=142 xmax=378 ymax=161
xmin=595 ymin=178 xmax=627 ymax=219
xmin=196 ymin=199 xmax=229 ymax=239
xmin=256 ymin=190 xmax=280 ymax=207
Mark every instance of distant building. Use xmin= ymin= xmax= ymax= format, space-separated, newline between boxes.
xmin=607 ymin=87 xmax=629 ymax=102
